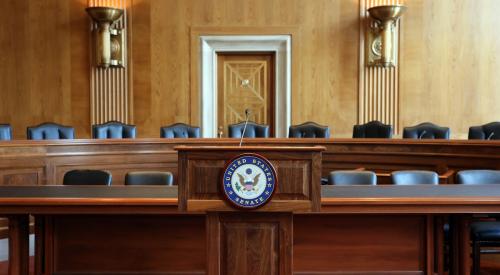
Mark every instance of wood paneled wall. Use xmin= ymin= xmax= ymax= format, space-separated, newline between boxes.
xmin=399 ymin=0 xmax=500 ymax=139
xmin=130 ymin=0 xmax=360 ymax=138
xmin=0 ymin=0 xmax=499 ymax=139
xmin=0 ymin=0 xmax=90 ymax=139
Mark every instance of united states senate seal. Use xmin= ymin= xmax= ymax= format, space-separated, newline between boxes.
xmin=222 ymin=154 xmax=277 ymax=209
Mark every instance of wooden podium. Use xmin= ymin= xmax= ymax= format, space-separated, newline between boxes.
xmin=176 ymin=146 xmax=324 ymax=275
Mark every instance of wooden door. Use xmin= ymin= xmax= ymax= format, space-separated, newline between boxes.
xmin=217 ymin=52 xmax=275 ymax=137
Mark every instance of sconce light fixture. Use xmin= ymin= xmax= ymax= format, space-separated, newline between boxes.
xmin=366 ymin=5 xmax=407 ymax=68
xmin=86 ymin=7 xmax=125 ymax=68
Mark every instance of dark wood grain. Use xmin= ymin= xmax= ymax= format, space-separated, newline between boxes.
xmin=207 ymin=212 xmax=292 ymax=275
xmin=293 ymin=214 xmax=428 ymax=274
xmin=1 ymin=186 xmax=499 ymax=274
xmin=177 ymin=146 xmax=323 ymax=212
xmin=0 ymin=138 xmax=497 ymax=188
xmin=46 ymin=215 xmax=206 ymax=275
xmin=8 ymin=215 xmax=29 ymax=275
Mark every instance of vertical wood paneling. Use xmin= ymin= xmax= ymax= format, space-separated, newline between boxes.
xmin=132 ymin=0 xmax=360 ymax=138
xmin=0 ymin=0 xmax=90 ymax=139
xmin=399 ymin=0 xmax=500 ymax=139
xmin=359 ymin=0 xmax=402 ymax=133
xmin=88 ymin=0 xmax=131 ymax=125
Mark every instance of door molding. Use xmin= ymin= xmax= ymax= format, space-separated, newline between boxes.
xmin=198 ymin=35 xmax=291 ymax=137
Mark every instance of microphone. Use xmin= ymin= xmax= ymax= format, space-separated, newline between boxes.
xmin=239 ymin=109 xmax=251 ymax=147
xmin=487 ymin=132 xmax=495 ymax=140
xmin=418 ymin=130 xmax=427 ymax=139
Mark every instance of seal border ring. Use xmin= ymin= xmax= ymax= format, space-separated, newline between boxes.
xmin=221 ymin=153 xmax=278 ymax=210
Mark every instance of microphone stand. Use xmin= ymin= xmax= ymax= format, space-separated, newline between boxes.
xmin=239 ymin=109 xmax=250 ymax=147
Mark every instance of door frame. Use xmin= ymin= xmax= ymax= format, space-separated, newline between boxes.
xmin=199 ymin=35 xmax=291 ymax=138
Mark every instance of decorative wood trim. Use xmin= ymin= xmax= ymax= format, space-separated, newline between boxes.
xmin=198 ymin=35 xmax=291 ymax=138
xmin=88 ymin=0 xmax=132 ymax=127
xmin=359 ymin=0 xmax=403 ymax=133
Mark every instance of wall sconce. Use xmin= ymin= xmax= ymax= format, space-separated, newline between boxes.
xmin=366 ymin=5 xmax=407 ymax=68
xmin=86 ymin=7 xmax=125 ymax=68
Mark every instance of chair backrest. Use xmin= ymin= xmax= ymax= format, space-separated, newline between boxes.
xmin=468 ymin=122 xmax=500 ymax=140
xmin=288 ymin=122 xmax=330 ymax=138
xmin=125 ymin=171 xmax=174 ymax=186
xmin=328 ymin=171 xmax=377 ymax=185
xmin=63 ymin=170 xmax=112 ymax=186
xmin=456 ymin=170 xmax=500 ymax=185
xmin=391 ymin=170 xmax=439 ymax=185
xmin=353 ymin=120 xmax=392 ymax=138
xmin=0 ymin=124 xmax=12 ymax=140
xmin=160 ymin=123 xmax=200 ymax=138
xmin=402 ymin=122 xmax=450 ymax=139
xmin=228 ymin=121 xmax=269 ymax=138
xmin=92 ymin=121 xmax=136 ymax=139
xmin=27 ymin=122 xmax=74 ymax=140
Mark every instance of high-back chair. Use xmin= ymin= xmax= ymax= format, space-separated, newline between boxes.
xmin=457 ymin=170 xmax=500 ymax=275
xmin=328 ymin=171 xmax=377 ymax=185
xmin=63 ymin=170 xmax=112 ymax=186
xmin=125 ymin=171 xmax=174 ymax=186
xmin=402 ymin=122 xmax=450 ymax=139
xmin=391 ymin=170 xmax=439 ymax=185
xmin=353 ymin=120 xmax=392 ymax=138
xmin=27 ymin=122 xmax=75 ymax=140
xmin=160 ymin=123 xmax=200 ymax=138
xmin=228 ymin=121 xmax=269 ymax=138
xmin=468 ymin=122 xmax=500 ymax=140
xmin=0 ymin=124 xmax=12 ymax=140
xmin=288 ymin=122 xmax=330 ymax=138
xmin=92 ymin=121 xmax=136 ymax=139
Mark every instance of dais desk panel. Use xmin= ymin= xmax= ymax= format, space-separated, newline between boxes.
xmin=1 ymin=185 xmax=498 ymax=274
xmin=0 ymin=138 xmax=498 ymax=186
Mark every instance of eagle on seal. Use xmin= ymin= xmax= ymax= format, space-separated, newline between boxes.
xmin=237 ymin=173 xmax=261 ymax=191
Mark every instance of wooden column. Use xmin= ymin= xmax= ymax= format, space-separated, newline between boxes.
xmin=8 ymin=215 xmax=29 ymax=275
xmin=207 ymin=212 xmax=292 ymax=275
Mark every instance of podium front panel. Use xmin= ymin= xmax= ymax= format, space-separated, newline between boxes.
xmin=176 ymin=146 xmax=324 ymax=212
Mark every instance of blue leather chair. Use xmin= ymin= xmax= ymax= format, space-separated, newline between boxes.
xmin=391 ymin=170 xmax=439 ymax=185
xmin=27 ymin=123 xmax=74 ymax=140
xmin=328 ymin=171 xmax=377 ymax=185
xmin=403 ymin=122 xmax=450 ymax=139
xmin=92 ymin=121 xmax=136 ymax=139
xmin=457 ymin=170 xmax=500 ymax=275
xmin=228 ymin=121 xmax=269 ymax=138
xmin=125 ymin=171 xmax=174 ymax=186
xmin=0 ymin=124 xmax=12 ymax=140
xmin=468 ymin=122 xmax=500 ymax=140
xmin=288 ymin=122 xmax=330 ymax=138
xmin=353 ymin=120 xmax=392 ymax=138
xmin=160 ymin=123 xmax=200 ymax=138
xmin=63 ymin=170 xmax=112 ymax=186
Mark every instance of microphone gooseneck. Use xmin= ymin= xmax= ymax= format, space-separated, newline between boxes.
xmin=239 ymin=109 xmax=251 ymax=147
xmin=418 ymin=130 xmax=427 ymax=139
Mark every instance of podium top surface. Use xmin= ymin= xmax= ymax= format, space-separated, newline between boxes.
xmin=174 ymin=145 xmax=326 ymax=152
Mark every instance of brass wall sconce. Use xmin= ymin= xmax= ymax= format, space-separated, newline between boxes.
xmin=86 ymin=7 xmax=125 ymax=68
xmin=366 ymin=5 xmax=407 ymax=68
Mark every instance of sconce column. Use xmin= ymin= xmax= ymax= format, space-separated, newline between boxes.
xmin=97 ymin=22 xmax=112 ymax=68
xmin=381 ymin=20 xmax=394 ymax=67
xmin=359 ymin=2 xmax=406 ymax=134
